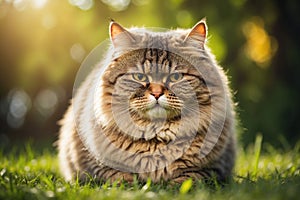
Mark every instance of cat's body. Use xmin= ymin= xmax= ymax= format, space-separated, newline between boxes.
xmin=58 ymin=20 xmax=236 ymax=183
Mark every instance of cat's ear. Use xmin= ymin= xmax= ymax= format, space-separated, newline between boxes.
xmin=184 ymin=19 xmax=207 ymax=48
xmin=109 ymin=21 xmax=135 ymax=47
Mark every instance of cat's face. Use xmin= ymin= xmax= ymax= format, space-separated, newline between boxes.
xmin=130 ymin=70 xmax=183 ymax=120
xmin=110 ymin=49 xmax=207 ymax=122
xmin=98 ymin=21 xmax=215 ymax=140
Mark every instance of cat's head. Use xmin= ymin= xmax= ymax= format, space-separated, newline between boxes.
xmin=98 ymin=20 xmax=224 ymax=141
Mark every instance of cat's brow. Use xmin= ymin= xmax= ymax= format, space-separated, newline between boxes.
xmin=135 ymin=63 xmax=145 ymax=73
xmin=173 ymin=64 xmax=191 ymax=73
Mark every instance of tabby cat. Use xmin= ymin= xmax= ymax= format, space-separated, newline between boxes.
xmin=58 ymin=20 xmax=236 ymax=184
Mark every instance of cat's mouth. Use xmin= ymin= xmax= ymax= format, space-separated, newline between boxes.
xmin=130 ymin=94 xmax=183 ymax=120
xmin=145 ymin=99 xmax=182 ymax=120
xmin=146 ymin=103 xmax=168 ymax=119
xmin=147 ymin=97 xmax=169 ymax=110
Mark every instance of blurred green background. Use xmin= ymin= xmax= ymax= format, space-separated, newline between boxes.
xmin=0 ymin=0 xmax=299 ymax=149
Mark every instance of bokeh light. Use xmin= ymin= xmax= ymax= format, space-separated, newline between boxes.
xmin=6 ymin=89 xmax=31 ymax=129
xmin=101 ymin=0 xmax=130 ymax=11
xmin=34 ymin=89 xmax=58 ymax=118
xmin=31 ymin=0 xmax=48 ymax=9
xmin=41 ymin=13 xmax=56 ymax=30
xmin=70 ymin=43 xmax=86 ymax=63
xmin=69 ymin=0 xmax=94 ymax=10
xmin=176 ymin=10 xmax=193 ymax=27
xmin=4 ymin=0 xmax=48 ymax=10
xmin=243 ymin=17 xmax=278 ymax=67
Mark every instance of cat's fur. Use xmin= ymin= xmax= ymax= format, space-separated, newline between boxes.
xmin=58 ymin=20 xmax=236 ymax=183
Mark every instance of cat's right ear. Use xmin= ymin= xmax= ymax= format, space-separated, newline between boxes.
xmin=184 ymin=19 xmax=207 ymax=49
xmin=109 ymin=21 xmax=135 ymax=47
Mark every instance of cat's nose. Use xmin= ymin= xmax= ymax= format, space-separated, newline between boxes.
xmin=151 ymin=92 xmax=163 ymax=100
xmin=149 ymin=83 xmax=164 ymax=100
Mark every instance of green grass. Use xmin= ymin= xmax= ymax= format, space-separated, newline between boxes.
xmin=0 ymin=137 xmax=299 ymax=200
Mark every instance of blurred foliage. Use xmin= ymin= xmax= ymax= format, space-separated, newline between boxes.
xmin=0 ymin=0 xmax=299 ymax=148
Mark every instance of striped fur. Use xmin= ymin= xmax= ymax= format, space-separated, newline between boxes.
xmin=58 ymin=21 xmax=236 ymax=184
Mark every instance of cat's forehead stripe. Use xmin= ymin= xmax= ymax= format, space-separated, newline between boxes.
xmin=141 ymin=48 xmax=172 ymax=74
xmin=137 ymin=49 xmax=196 ymax=76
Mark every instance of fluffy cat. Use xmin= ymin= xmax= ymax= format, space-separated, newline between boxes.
xmin=58 ymin=19 xmax=236 ymax=184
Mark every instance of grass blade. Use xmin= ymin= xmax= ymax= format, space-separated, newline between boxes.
xmin=253 ymin=134 xmax=263 ymax=178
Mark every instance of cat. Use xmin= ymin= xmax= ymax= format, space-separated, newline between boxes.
xmin=58 ymin=19 xmax=236 ymax=184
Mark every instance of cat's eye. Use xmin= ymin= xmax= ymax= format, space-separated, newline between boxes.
xmin=132 ymin=73 xmax=148 ymax=82
xmin=168 ymin=73 xmax=183 ymax=82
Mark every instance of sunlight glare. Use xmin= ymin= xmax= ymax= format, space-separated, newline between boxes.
xmin=12 ymin=0 xmax=27 ymax=11
xmin=102 ymin=0 xmax=130 ymax=11
xmin=69 ymin=0 xmax=94 ymax=10
xmin=9 ymin=0 xmax=47 ymax=10
xmin=31 ymin=0 xmax=48 ymax=9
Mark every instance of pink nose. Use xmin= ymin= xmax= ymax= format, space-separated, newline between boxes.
xmin=149 ymin=83 xmax=164 ymax=100
xmin=151 ymin=92 xmax=163 ymax=99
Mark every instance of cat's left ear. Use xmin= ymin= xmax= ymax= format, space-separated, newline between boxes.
xmin=109 ymin=21 xmax=135 ymax=47
xmin=184 ymin=19 xmax=207 ymax=48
